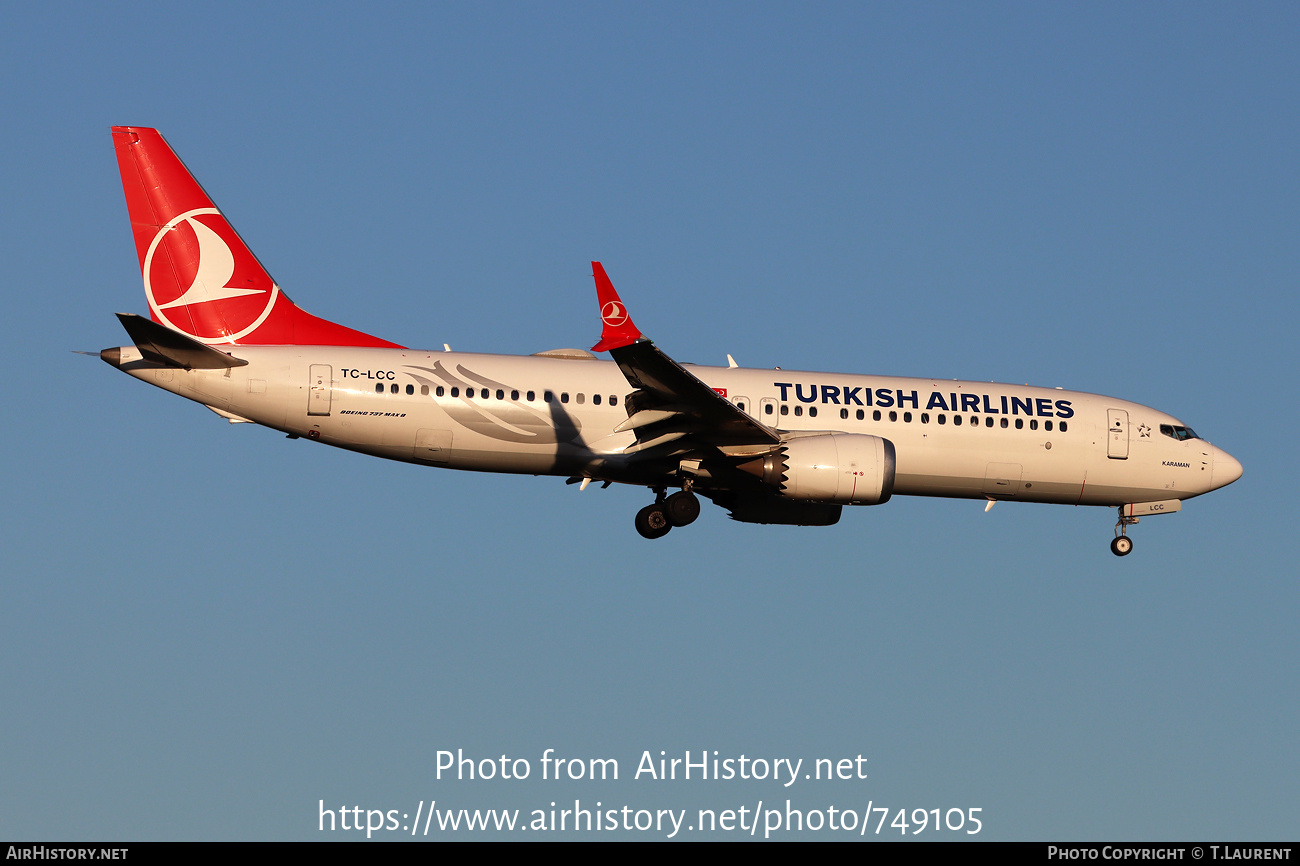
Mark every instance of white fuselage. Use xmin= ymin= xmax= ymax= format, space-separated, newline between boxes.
xmin=109 ymin=344 xmax=1238 ymax=509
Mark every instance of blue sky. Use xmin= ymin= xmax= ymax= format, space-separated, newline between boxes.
xmin=1 ymin=2 xmax=1295 ymax=840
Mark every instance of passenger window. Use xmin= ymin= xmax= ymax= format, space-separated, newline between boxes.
xmin=1030 ymin=419 xmax=1038 ymax=430
xmin=576 ymin=393 xmax=585 ymax=404
xmin=903 ymin=412 xmax=912 ymax=423
xmin=954 ymin=415 xmax=962 ymax=426
xmin=780 ymin=404 xmax=789 ymax=416
xmin=451 ymin=386 xmax=460 ymax=398
xmin=1015 ymin=418 xmax=1023 ymax=429
xmin=1060 ymin=421 xmax=1068 ymax=432
xmin=593 ymin=394 xmax=602 ymax=405
xmin=561 ymin=392 xmax=569 ymax=404
xmin=511 ymin=389 xmax=519 ymax=400
xmin=921 ymin=413 xmax=929 ymax=424
xmin=375 ymin=383 xmax=384 ymax=393
xmin=610 ymin=395 xmax=618 ymax=406
xmin=420 ymin=385 xmax=429 ymax=396
xmin=794 ymin=406 xmax=803 ymax=416
xmin=809 ymin=406 xmax=817 ymax=418
xmin=840 ymin=408 xmax=849 ymax=420
xmin=971 ymin=416 xmax=979 ymax=427
xmin=436 ymin=385 xmax=445 ymax=397
xmin=496 ymin=389 xmax=504 ymax=400
xmin=765 ymin=403 xmax=774 ymax=415
xmin=527 ymin=390 xmax=535 ymax=401
xmin=856 ymin=409 xmax=864 ymax=420
xmin=1000 ymin=417 xmax=1008 ymax=428
xmin=737 ymin=402 xmax=745 ymax=412
xmin=1045 ymin=420 xmax=1053 ymax=432
xmin=544 ymin=390 xmax=553 ymax=403
xmin=873 ymin=410 xmax=881 ymax=421
xmin=984 ymin=416 xmax=992 ymax=428
xmin=937 ymin=414 xmax=946 ymax=425
xmin=406 ymin=384 xmax=414 ymax=395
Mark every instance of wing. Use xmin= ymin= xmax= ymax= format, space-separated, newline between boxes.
xmin=589 ymin=262 xmax=779 ymax=456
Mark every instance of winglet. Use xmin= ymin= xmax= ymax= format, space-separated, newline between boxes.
xmin=590 ymin=261 xmax=643 ymax=352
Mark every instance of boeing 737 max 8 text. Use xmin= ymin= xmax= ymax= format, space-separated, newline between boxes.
xmin=98 ymin=127 xmax=1242 ymax=555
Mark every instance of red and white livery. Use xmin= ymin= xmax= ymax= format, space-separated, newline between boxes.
xmin=100 ymin=127 xmax=1242 ymax=555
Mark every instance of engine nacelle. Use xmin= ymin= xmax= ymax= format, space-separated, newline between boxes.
xmin=738 ymin=433 xmax=896 ymax=504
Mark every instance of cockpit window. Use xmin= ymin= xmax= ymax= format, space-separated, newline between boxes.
xmin=1160 ymin=424 xmax=1199 ymax=441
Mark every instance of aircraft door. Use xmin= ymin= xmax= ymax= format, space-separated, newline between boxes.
xmin=759 ymin=397 xmax=778 ymax=424
xmin=1107 ymin=408 xmax=1129 ymax=459
xmin=308 ymin=365 xmax=332 ymax=416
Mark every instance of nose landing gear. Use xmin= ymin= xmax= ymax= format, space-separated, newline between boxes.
xmin=1111 ymin=507 xmax=1138 ymax=556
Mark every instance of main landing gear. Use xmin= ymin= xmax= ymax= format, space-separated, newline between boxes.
xmin=1111 ymin=507 xmax=1138 ymax=556
xmin=634 ymin=487 xmax=700 ymax=539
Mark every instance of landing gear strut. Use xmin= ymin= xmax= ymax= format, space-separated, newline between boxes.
xmin=633 ymin=487 xmax=700 ymax=539
xmin=1111 ymin=507 xmax=1137 ymax=556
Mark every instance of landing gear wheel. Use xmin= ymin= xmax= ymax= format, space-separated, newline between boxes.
xmin=1112 ymin=506 xmax=1138 ymax=557
xmin=664 ymin=491 xmax=700 ymax=527
xmin=635 ymin=504 xmax=672 ymax=539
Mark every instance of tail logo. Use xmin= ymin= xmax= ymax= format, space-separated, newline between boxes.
xmin=143 ymin=208 xmax=280 ymax=344
xmin=601 ymin=301 xmax=628 ymax=327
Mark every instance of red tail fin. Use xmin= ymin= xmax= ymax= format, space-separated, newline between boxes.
xmin=111 ymin=127 xmax=402 ymax=347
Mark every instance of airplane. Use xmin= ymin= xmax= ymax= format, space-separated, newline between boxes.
xmin=97 ymin=126 xmax=1242 ymax=556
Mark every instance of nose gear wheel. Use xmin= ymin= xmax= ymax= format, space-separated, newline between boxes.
xmin=1111 ymin=507 xmax=1138 ymax=556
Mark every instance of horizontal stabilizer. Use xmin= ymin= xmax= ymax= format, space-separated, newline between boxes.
xmin=115 ymin=313 xmax=249 ymax=369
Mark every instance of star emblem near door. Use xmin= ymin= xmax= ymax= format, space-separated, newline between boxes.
xmin=1138 ymin=424 xmax=1152 ymax=438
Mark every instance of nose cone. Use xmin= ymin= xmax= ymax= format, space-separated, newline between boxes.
xmin=1211 ymin=446 xmax=1243 ymax=490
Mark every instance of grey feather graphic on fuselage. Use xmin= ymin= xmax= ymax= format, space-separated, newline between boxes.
xmin=405 ymin=362 xmax=582 ymax=445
